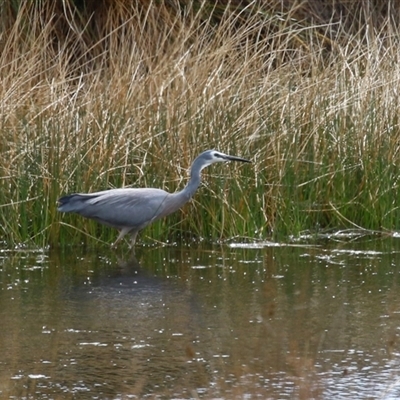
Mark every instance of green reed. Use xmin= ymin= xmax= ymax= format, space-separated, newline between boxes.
xmin=1 ymin=2 xmax=400 ymax=247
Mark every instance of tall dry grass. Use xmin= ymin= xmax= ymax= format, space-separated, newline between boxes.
xmin=1 ymin=1 xmax=400 ymax=247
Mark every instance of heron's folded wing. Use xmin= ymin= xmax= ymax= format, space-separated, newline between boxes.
xmin=65 ymin=188 xmax=169 ymax=229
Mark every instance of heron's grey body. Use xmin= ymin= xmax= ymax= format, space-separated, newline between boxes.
xmin=58 ymin=150 xmax=250 ymax=247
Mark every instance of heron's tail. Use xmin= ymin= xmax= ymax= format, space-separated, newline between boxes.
xmin=57 ymin=193 xmax=98 ymax=212
xmin=57 ymin=194 xmax=78 ymax=212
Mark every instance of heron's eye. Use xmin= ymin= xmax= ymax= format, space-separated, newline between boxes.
xmin=213 ymin=153 xmax=224 ymax=159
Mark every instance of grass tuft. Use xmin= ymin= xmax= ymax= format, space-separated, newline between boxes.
xmin=1 ymin=1 xmax=400 ymax=247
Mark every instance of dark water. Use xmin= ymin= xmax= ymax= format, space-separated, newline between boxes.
xmin=1 ymin=238 xmax=400 ymax=399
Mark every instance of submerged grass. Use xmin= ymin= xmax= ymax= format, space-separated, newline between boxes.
xmin=1 ymin=1 xmax=400 ymax=247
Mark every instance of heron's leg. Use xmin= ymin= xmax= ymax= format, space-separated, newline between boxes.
xmin=111 ymin=227 xmax=131 ymax=248
xmin=129 ymin=231 xmax=138 ymax=249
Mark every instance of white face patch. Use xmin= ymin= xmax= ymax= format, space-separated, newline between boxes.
xmin=212 ymin=152 xmax=226 ymax=161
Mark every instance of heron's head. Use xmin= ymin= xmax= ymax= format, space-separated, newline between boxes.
xmin=196 ymin=149 xmax=251 ymax=170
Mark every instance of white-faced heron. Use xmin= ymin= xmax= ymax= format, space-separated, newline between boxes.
xmin=58 ymin=149 xmax=251 ymax=247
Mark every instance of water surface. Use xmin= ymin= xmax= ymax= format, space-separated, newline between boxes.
xmin=1 ymin=239 xmax=400 ymax=399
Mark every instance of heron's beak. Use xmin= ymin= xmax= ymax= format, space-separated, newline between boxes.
xmin=224 ymin=154 xmax=251 ymax=163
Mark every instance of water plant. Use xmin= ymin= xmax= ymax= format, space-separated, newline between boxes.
xmin=1 ymin=1 xmax=400 ymax=247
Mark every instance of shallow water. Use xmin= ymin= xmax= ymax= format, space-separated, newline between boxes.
xmin=1 ymin=238 xmax=400 ymax=399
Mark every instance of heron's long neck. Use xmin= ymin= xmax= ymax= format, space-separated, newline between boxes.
xmin=180 ymin=166 xmax=201 ymax=198
xmin=169 ymin=159 xmax=203 ymax=211
xmin=185 ymin=164 xmax=203 ymax=198
xmin=155 ymin=157 xmax=208 ymax=220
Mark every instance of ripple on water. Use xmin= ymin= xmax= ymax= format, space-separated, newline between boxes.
xmin=1 ymin=241 xmax=400 ymax=398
